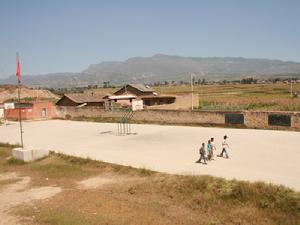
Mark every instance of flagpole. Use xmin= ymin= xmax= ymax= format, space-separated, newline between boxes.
xmin=191 ymin=73 xmax=194 ymax=111
xmin=16 ymin=52 xmax=24 ymax=149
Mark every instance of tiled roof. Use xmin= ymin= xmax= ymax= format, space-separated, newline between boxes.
xmin=128 ymin=84 xmax=154 ymax=92
xmin=64 ymin=93 xmax=105 ymax=103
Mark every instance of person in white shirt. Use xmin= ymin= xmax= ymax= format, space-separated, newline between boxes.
xmin=210 ymin=137 xmax=216 ymax=160
xmin=218 ymin=135 xmax=229 ymax=158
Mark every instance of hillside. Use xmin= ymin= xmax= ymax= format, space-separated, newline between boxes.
xmin=0 ymin=85 xmax=59 ymax=103
xmin=1 ymin=54 xmax=300 ymax=88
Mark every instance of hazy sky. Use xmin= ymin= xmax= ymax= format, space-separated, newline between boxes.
xmin=0 ymin=0 xmax=299 ymax=78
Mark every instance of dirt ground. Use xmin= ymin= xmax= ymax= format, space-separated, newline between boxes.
xmin=0 ymin=120 xmax=299 ymax=191
xmin=0 ymin=172 xmax=138 ymax=225
xmin=0 ymin=172 xmax=61 ymax=225
xmin=0 ymin=149 xmax=299 ymax=225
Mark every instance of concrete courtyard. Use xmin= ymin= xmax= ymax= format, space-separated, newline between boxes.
xmin=0 ymin=120 xmax=299 ymax=190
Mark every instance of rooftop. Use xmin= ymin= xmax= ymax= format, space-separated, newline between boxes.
xmin=64 ymin=93 xmax=105 ymax=103
xmin=127 ymin=84 xmax=154 ymax=92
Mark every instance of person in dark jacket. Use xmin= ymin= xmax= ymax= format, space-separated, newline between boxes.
xmin=196 ymin=143 xmax=207 ymax=164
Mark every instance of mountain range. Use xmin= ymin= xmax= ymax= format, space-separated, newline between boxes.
xmin=1 ymin=54 xmax=300 ymax=88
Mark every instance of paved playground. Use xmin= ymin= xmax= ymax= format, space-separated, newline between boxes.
xmin=0 ymin=120 xmax=299 ymax=190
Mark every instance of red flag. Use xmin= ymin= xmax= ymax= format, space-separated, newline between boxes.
xmin=16 ymin=53 xmax=21 ymax=82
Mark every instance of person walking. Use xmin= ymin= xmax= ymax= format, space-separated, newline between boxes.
xmin=207 ymin=140 xmax=212 ymax=160
xmin=218 ymin=135 xmax=229 ymax=158
xmin=210 ymin=137 xmax=216 ymax=160
xmin=196 ymin=143 xmax=207 ymax=164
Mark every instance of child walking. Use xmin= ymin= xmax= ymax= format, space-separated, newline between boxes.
xmin=196 ymin=143 xmax=207 ymax=164
xmin=218 ymin=135 xmax=229 ymax=159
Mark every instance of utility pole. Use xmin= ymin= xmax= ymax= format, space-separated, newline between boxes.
xmin=191 ymin=73 xmax=194 ymax=110
xmin=290 ymin=80 xmax=293 ymax=97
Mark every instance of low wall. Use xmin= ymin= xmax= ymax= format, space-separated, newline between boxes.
xmin=56 ymin=106 xmax=300 ymax=131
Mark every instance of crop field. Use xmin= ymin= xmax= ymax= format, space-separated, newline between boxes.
xmin=154 ymin=83 xmax=300 ymax=111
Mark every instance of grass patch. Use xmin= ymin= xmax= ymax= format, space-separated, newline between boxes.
xmin=28 ymin=156 xmax=96 ymax=179
xmin=55 ymin=153 xmax=156 ymax=177
xmin=153 ymin=175 xmax=300 ymax=223
xmin=0 ymin=148 xmax=10 ymax=158
xmin=17 ymin=206 xmax=106 ymax=225
xmin=0 ymin=142 xmax=20 ymax=148
xmin=16 ymin=173 xmax=300 ymax=225
xmin=0 ymin=178 xmax=22 ymax=186
xmin=72 ymin=116 xmax=120 ymax=123
xmin=5 ymin=157 xmax=26 ymax=165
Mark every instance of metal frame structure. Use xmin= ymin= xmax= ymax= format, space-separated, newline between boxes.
xmin=109 ymin=98 xmax=139 ymax=136
xmin=117 ymin=109 xmax=134 ymax=136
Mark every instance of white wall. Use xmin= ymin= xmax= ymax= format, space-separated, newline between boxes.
xmin=0 ymin=109 xmax=4 ymax=118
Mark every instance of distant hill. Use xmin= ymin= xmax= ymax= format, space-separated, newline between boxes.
xmin=1 ymin=54 xmax=300 ymax=88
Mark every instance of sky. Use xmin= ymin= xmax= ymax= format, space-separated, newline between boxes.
xmin=0 ymin=0 xmax=300 ymax=78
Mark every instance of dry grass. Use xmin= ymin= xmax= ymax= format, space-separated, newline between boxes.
xmin=0 ymin=178 xmax=22 ymax=186
xmin=156 ymin=83 xmax=300 ymax=111
xmin=0 ymin=144 xmax=299 ymax=225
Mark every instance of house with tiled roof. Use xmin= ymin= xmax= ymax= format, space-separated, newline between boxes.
xmin=114 ymin=84 xmax=176 ymax=106
xmin=113 ymin=84 xmax=156 ymax=96
xmin=56 ymin=93 xmax=106 ymax=107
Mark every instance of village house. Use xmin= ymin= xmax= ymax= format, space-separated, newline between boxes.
xmin=140 ymin=95 xmax=176 ymax=106
xmin=56 ymin=93 xmax=106 ymax=107
xmin=55 ymin=84 xmax=176 ymax=109
xmin=4 ymin=101 xmax=56 ymax=120
xmin=106 ymin=95 xmax=137 ymax=108
xmin=114 ymin=84 xmax=176 ymax=106
xmin=114 ymin=84 xmax=156 ymax=96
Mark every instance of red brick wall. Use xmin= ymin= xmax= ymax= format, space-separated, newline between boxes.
xmin=5 ymin=102 xmax=56 ymax=120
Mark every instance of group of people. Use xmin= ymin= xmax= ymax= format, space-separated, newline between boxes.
xmin=196 ymin=135 xmax=229 ymax=165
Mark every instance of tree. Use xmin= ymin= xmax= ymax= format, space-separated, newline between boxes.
xmin=241 ymin=78 xmax=257 ymax=84
xmin=103 ymin=81 xmax=111 ymax=88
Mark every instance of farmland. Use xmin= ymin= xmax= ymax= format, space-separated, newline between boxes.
xmin=83 ymin=83 xmax=300 ymax=111
xmin=154 ymin=83 xmax=300 ymax=111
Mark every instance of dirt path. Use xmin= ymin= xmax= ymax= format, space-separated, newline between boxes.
xmin=0 ymin=172 xmax=61 ymax=225
xmin=0 ymin=170 xmax=141 ymax=225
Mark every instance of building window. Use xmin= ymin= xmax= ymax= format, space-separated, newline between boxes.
xmin=42 ymin=108 xmax=47 ymax=118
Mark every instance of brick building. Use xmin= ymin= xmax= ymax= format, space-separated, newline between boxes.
xmin=4 ymin=101 xmax=56 ymax=120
